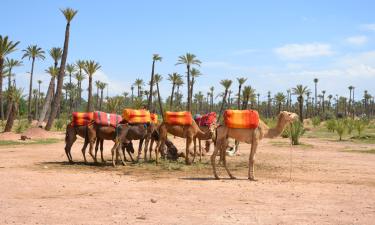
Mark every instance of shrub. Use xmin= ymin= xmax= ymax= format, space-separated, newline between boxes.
xmin=325 ymin=119 xmax=337 ymax=132
xmin=288 ymin=121 xmax=305 ymax=145
xmin=281 ymin=128 xmax=290 ymax=138
xmin=354 ymin=119 xmax=367 ymax=137
xmin=54 ymin=118 xmax=66 ymax=131
xmin=311 ymin=116 xmax=321 ymax=127
xmin=322 ymin=111 xmax=335 ymax=120
xmin=15 ymin=120 xmax=30 ymax=134
xmin=335 ymin=119 xmax=346 ymax=141
xmin=344 ymin=118 xmax=355 ymax=135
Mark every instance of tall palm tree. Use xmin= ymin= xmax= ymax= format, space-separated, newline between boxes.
xmin=348 ymin=86 xmax=353 ymax=115
xmin=147 ymin=54 xmax=162 ymax=110
xmin=313 ymin=78 xmax=318 ymax=114
xmin=167 ymin=72 xmax=180 ymax=110
xmin=66 ymin=63 xmax=76 ymax=111
xmin=292 ymin=84 xmax=310 ymax=122
xmin=95 ymin=80 xmax=101 ymax=109
xmin=236 ymin=77 xmax=247 ymax=109
xmin=75 ymin=59 xmax=85 ymax=105
xmin=267 ymin=91 xmax=272 ymax=118
xmin=134 ymin=78 xmax=144 ymax=98
xmin=190 ymin=68 xmax=201 ymax=104
xmin=175 ymin=76 xmax=184 ymax=108
xmin=4 ymin=58 xmax=22 ymax=90
xmin=217 ymin=79 xmax=232 ymax=121
xmin=176 ymin=53 xmax=201 ymax=112
xmin=130 ymin=85 xmax=134 ymax=103
xmin=0 ymin=35 xmax=20 ymax=120
xmin=322 ymin=90 xmax=326 ymax=113
xmin=327 ymin=94 xmax=333 ymax=110
xmin=22 ymin=45 xmax=45 ymax=122
xmin=154 ymin=74 xmax=164 ymax=118
xmin=3 ymin=87 xmax=23 ymax=132
xmin=241 ymin=86 xmax=251 ymax=109
xmin=36 ymin=80 xmax=42 ymax=118
xmin=275 ymin=92 xmax=286 ymax=113
xmin=209 ymin=86 xmax=214 ymax=112
xmin=83 ymin=60 xmax=101 ymax=112
xmin=46 ymin=8 xmax=78 ymax=130
xmin=98 ymin=81 xmax=107 ymax=110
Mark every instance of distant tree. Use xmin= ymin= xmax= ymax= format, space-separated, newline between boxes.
xmin=218 ymin=79 xmax=232 ymax=121
xmin=83 ymin=60 xmax=101 ymax=112
xmin=134 ymin=78 xmax=144 ymax=98
xmin=314 ymin=78 xmax=318 ymax=114
xmin=293 ymin=85 xmax=310 ymax=122
xmin=167 ymin=72 xmax=181 ymax=110
xmin=154 ymin=74 xmax=164 ymax=118
xmin=190 ymin=68 xmax=202 ymax=106
xmin=4 ymin=87 xmax=23 ymax=132
xmin=75 ymin=59 xmax=85 ymax=106
xmin=236 ymin=77 xmax=247 ymax=109
xmin=98 ymin=81 xmax=107 ymax=110
xmin=275 ymin=92 xmax=286 ymax=113
xmin=147 ymin=54 xmax=162 ymax=110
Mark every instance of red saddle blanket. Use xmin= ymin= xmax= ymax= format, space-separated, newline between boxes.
xmin=71 ymin=112 xmax=94 ymax=126
xmin=122 ymin=109 xmax=151 ymax=124
xmin=165 ymin=111 xmax=193 ymax=125
xmin=93 ymin=111 xmax=122 ymax=127
xmin=199 ymin=112 xmax=216 ymax=126
xmin=224 ymin=110 xmax=259 ymax=129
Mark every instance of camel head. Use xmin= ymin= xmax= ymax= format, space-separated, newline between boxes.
xmin=278 ymin=111 xmax=299 ymax=125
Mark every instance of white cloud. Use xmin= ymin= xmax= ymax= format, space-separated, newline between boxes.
xmin=274 ymin=43 xmax=334 ymax=60
xmin=345 ymin=35 xmax=368 ymax=45
xmin=361 ymin=23 xmax=375 ymax=31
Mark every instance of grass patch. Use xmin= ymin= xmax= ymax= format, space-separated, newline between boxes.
xmin=343 ymin=149 xmax=375 ymax=154
xmin=0 ymin=138 xmax=60 ymax=146
xmin=270 ymin=141 xmax=313 ymax=149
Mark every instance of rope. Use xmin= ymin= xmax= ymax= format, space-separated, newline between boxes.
xmin=289 ymin=124 xmax=293 ymax=182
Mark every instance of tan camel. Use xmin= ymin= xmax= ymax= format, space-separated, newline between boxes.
xmin=194 ymin=125 xmax=215 ymax=161
xmin=64 ymin=124 xmax=103 ymax=163
xmin=155 ymin=120 xmax=215 ymax=165
xmin=211 ymin=111 xmax=298 ymax=181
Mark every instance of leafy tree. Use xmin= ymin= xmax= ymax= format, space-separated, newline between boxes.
xmin=167 ymin=72 xmax=181 ymax=110
xmin=217 ymin=79 xmax=232 ymax=121
xmin=83 ymin=60 xmax=101 ymax=112
xmin=134 ymin=78 xmax=144 ymax=98
xmin=292 ymin=84 xmax=310 ymax=122
xmin=154 ymin=74 xmax=164 ymax=118
xmin=236 ymin=77 xmax=247 ymax=109
xmin=147 ymin=54 xmax=162 ymax=110
xmin=274 ymin=92 xmax=286 ymax=113
xmin=4 ymin=87 xmax=23 ymax=132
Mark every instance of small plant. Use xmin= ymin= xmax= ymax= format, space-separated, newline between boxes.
xmin=325 ymin=119 xmax=337 ymax=132
xmin=344 ymin=118 xmax=355 ymax=135
xmin=15 ymin=119 xmax=30 ymax=134
xmin=311 ymin=116 xmax=321 ymax=128
xmin=354 ymin=119 xmax=367 ymax=137
xmin=281 ymin=128 xmax=290 ymax=138
xmin=54 ymin=118 xmax=66 ymax=131
xmin=335 ymin=119 xmax=346 ymax=141
xmin=288 ymin=121 xmax=305 ymax=145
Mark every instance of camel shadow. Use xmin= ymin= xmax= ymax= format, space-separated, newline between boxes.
xmin=38 ymin=161 xmax=116 ymax=168
xmin=179 ymin=177 xmax=249 ymax=181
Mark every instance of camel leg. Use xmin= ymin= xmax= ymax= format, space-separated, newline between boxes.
xmin=155 ymin=138 xmax=165 ymax=165
xmin=199 ymin=139 xmax=202 ymax=162
xmin=81 ymin=138 xmax=89 ymax=164
xmin=222 ymin=139 xmax=235 ymax=179
xmin=94 ymin=139 xmax=100 ymax=162
xmin=185 ymin=137 xmax=192 ymax=165
xmin=117 ymin=143 xmax=126 ymax=166
xmin=136 ymin=139 xmax=144 ymax=162
xmin=100 ymin=139 xmax=105 ymax=163
xmin=248 ymin=134 xmax=259 ymax=181
xmin=192 ymin=137 xmax=197 ymax=163
xmin=210 ymin=139 xmax=221 ymax=180
xmin=143 ymin=138 xmax=150 ymax=162
xmin=127 ymin=148 xmax=135 ymax=162
xmin=65 ymin=133 xmax=76 ymax=163
xmin=111 ymin=141 xmax=119 ymax=167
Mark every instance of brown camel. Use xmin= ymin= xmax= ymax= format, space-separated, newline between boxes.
xmin=211 ymin=111 xmax=298 ymax=181
xmin=64 ymin=124 xmax=103 ymax=163
xmin=87 ymin=123 xmax=135 ymax=163
xmin=155 ymin=120 xmax=215 ymax=165
xmin=194 ymin=125 xmax=216 ymax=161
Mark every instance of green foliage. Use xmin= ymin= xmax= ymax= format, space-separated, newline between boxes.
xmin=288 ymin=121 xmax=305 ymax=145
xmin=54 ymin=118 xmax=66 ymax=131
xmin=321 ymin=111 xmax=335 ymax=120
xmin=15 ymin=120 xmax=30 ymax=134
xmin=344 ymin=118 xmax=355 ymax=134
xmin=354 ymin=119 xmax=367 ymax=137
xmin=335 ymin=119 xmax=346 ymax=141
xmin=325 ymin=119 xmax=337 ymax=132
xmin=281 ymin=128 xmax=290 ymax=138
xmin=311 ymin=116 xmax=321 ymax=127
xmin=263 ymin=118 xmax=277 ymax=128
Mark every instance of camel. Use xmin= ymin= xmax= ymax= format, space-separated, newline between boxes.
xmin=64 ymin=124 xmax=103 ymax=163
xmin=155 ymin=120 xmax=215 ymax=165
xmin=194 ymin=125 xmax=215 ymax=161
xmin=211 ymin=111 xmax=298 ymax=181
xmin=86 ymin=123 xmax=135 ymax=163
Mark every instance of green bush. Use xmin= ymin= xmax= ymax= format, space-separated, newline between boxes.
xmin=354 ymin=119 xmax=367 ymax=137
xmin=54 ymin=118 xmax=66 ymax=131
xmin=344 ymin=118 xmax=355 ymax=135
xmin=312 ymin=116 xmax=321 ymax=128
xmin=322 ymin=111 xmax=335 ymax=120
xmin=335 ymin=119 xmax=346 ymax=141
xmin=288 ymin=121 xmax=305 ymax=145
xmin=263 ymin=118 xmax=277 ymax=128
xmin=15 ymin=120 xmax=30 ymax=134
xmin=281 ymin=128 xmax=290 ymax=138
xmin=325 ymin=119 xmax=337 ymax=132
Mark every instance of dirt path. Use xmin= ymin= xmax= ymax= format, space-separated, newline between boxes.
xmin=1 ymin=137 xmax=375 ymax=224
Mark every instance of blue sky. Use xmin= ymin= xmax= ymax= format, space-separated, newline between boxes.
xmin=1 ymin=0 xmax=375 ymax=101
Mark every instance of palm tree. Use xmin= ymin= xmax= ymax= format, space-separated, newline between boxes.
xmin=95 ymin=80 xmax=101 ymax=109
xmin=217 ymin=79 xmax=232 ymax=121
xmin=147 ymin=54 xmax=162 ymax=110
xmin=275 ymin=92 xmax=286 ymax=113
xmin=167 ymin=72 xmax=181 ymax=110
xmin=46 ymin=8 xmax=78 ymax=131
xmin=66 ymin=63 xmax=76 ymax=111
xmin=130 ymin=85 xmax=134 ymax=103
xmin=327 ymin=94 xmax=333 ymax=110
xmin=176 ymin=53 xmax=201 ymax=112
xmin=98 ymin=81 xmax=107 ymax=110
xmin=292 ymin=84 xmax=310 ymax=122
xmin=267 ymin=91 xmax=272 ymax=118
xmin=134 ymin=78 xmax=144 ymax=98
xmin=175 ymin=76 xmax=184 ymax=108
xmin=36 ymin=80 xmax=42 ymax=118
xmin=322 ymin=90 xmax=326 ymax=113
xmin=4 ymin=58 xmax=22 ymax=90
xmin=154 ymin=74 xmax=164 ymax=118
xmin=190 ymin=68 xmax=201 ymax=104
xmin=209 ymin=86 xmax=214 ymax=112
xmin=236 ymin=77 xmax=247 ymax=109
xmin=83 ymin=60 xmax=101 ymax=112
xmin=22 ymin=45 xmax=45 ymax=122
xmin=75 ymin=59 xmax=85 ymax=106
xmin=0 ymin=35 xmax=20 ymax=120
xmin=4 ymin=87 xmax=23 ymax=132
xmin=348 ymin=86 xmax=353 ymax=115
xmin=313 ymin=78 xmax=318 ymax=114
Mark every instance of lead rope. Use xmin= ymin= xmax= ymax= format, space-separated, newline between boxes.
xmin=289 ymin=123 xmax=293 ymax=182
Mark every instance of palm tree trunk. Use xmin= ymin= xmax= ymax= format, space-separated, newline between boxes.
xmin=186 ymin=65 xmax=191 ymax=112
xmin=147 ymin=60 xmax=155 ymax=110
xmin=237 ymin=85 xmax=241 ymax=109
xmin=169 ymin=82 xmax=175 ymax=110
xmin=87 ymin=76 xmax=93 ymax=112
xmin=38 ymin=77 xmax=55 ymax=125
xmin=27 ymin=57 xmax=35 ymax=123
xmin=99 ymin=89 xmax=103 ymax=110
xmin=298 ymin=96 xmax=304 ymax=122
xmin=217 ymin=90 xmax=228 ymax=122
xmin=156 ymin=82 xmax=164 ymax=119
xmin=190 ymin=77 xmax=195 ymax=110
xmin=45 ymin=21 xmax=71 ymax=130
xmin=0 ymin=57 xmax=4 ymax=120
xmin=4 ymin=102 xmax=17 ymax=132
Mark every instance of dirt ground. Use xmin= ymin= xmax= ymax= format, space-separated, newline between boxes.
xmin=1 ymin=135 xmax=375 ymax=225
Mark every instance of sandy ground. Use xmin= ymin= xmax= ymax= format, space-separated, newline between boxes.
xmin=1 ymin=135 xmax=375 ymax=225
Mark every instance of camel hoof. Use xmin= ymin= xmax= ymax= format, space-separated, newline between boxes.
xmin=214 ymin=176 xmax=220 ymax=180
xmin=248 ymin=177 xmax=257 ymax=181
xmin=230 ymin=176 xmax=236 ymax=179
